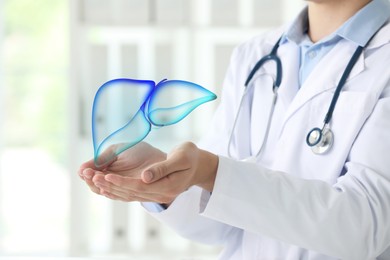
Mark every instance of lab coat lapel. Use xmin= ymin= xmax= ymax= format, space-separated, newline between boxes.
xmin=250 ymin=74 xmax=274 ymax=157
xmin=248 ymin=33 xmax=289 ymax=157
xmin=248 ymin=40 xmax=300 ymax=108
xmin=281 ymin=40 xmax=365 ymax=127
xmin=277 ymin=43 xmax=300 ymax=108
xmin=249 ymin=41 xmax=300 ymax=157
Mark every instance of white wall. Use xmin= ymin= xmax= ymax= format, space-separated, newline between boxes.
xmin=0 ymin=0 xmax=4 ymax=252
xmin=68 ymin=0 xmax=305 ymax=257
xmin=0 ymin=0 xmax=305 ymax=257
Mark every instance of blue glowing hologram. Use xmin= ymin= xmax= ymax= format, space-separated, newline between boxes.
xmin=92 ymin=78 xmax=217 ymax=167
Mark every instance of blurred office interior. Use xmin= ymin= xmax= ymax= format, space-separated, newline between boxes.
xmin=0 ymin=0 xmax=304 ymax=258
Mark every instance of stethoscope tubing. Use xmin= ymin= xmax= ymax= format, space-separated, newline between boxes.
xmin=245 ymin=37 xmax=283 ymax=89
xmin=322 ymin=46 xmax=364 ymax=125
xmin=227 ymin=86 xmax=250 ymax=158
xmin=227 ymin=84 xmax=278 ymax=159
xmin=228 ymin=29 xmax=378 ymax=158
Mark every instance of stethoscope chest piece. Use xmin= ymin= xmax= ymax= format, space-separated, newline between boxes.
xmin=230 ymin=31 xmax=375 ymax=158
xmin=306 ymin=127 xmax=334 ymax=154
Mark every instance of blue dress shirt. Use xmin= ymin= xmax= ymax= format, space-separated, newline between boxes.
xmin=281 ymin=0 xmax=390 ymax=86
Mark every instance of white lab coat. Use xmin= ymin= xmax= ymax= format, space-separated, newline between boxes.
xmin=146 ymin=19 xmax=390 ymax=259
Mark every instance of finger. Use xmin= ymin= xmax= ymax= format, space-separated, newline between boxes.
xmin=79 ymin=159 xmax=98 ymax=175
xmin=101 ymin=189 xmax=150 ymax=202
xmin=80 ymin=168 xmax=95 ymax=180
xmin=94 ymin=148 xmax=118 ymax=169
xmin=98 ymin=183 xmax=131 ymax=199
xmin=105 ymin=171 xmax=176 ymax=194
xmin=103 ymin=174 xmax=161 ymax=197
xmin=83 ymin=171 xmax=108 ymax=195
xmin=104 ymin=173 xmax=180 ymax=203
xmin=104 ymin=174 xmax=153 ymax=195
xmin=141 ymin=155 xmax=190 ymax=184
xmin=79 ymin=157 xmax=111 ymax=172
xmin=77 ymin=168 xmax=86 ymax=181
xmin=95 ymin=174 xmax=140 ymax=195
xmin=84 ymin=175 xmax=101 ymax=194
xmin=102 ymin=187 xmax=172 ymax=204
xmin=93 ymin=174 xmax=129 ymax=196
xmin=104 ymin=173 xmax=140 ymax=187
xmin=97 ymin=180 xmax=157 ymax=202
xmin=80 ymin=147 xmax=118 ymax=172
xmin=101 ymin=192 xmax=125 ymax=201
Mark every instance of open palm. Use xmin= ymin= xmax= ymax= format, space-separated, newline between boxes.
xmin=78 ymin=142 xmax=166 ymax=195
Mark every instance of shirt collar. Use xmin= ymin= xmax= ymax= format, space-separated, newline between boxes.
xmin=280 ymin=0 xmax=390 ymax=47
xmin=337 ymin=0 xmax=390 ymax=47
xmin=280 ymin=7 xmax=308 ymax=45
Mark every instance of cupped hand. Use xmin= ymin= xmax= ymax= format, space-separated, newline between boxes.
xmin=84 ymin=142 xmax=219 ymax=204
xmin=78 ymin=142 xmax=167 ymax=200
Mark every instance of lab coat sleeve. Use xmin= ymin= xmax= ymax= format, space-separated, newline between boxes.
xmin=145 ymin=186 xmax=240 ymax=245
xmin=141 ymin=44 xmax=251 ymax=246
xmin=201 ymin=81 xmax=390 ymax=258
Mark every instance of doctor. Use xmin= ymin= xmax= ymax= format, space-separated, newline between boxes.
xmin=79 ymin=0 xmax=390 ymax=258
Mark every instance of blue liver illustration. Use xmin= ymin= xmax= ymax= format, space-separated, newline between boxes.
xmin=92 ymin=78 xmax=217 ymax=166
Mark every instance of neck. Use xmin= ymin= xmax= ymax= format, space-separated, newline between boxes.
xmin=307 ymin=0 xmax=372 ymax=42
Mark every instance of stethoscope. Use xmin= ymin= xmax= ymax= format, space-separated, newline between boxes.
xmin=227 ymin=35 xmax=371 ymax=159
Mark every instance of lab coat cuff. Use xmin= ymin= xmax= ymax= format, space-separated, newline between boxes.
xmin=200 ymin=156 xmax=233 ymax=215
xmin=142 ymin=186 xmax=201 ymax=217
xmin=199 ymin=189 xmax=212 ymax=213
xmin=141 ymin=202 xmax=166 ymax=213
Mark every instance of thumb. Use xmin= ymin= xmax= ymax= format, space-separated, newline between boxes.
xmin=141 ymin=155 xmax=188 ymax=183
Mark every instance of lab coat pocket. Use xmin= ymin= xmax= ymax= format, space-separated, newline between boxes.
xmin=306 ymin=90 xmax=376 ymax=181
xmin=313 ymin=91 xmax=374 ymax=143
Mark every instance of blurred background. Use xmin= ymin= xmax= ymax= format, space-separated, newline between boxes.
xmin=0 ymin=0 xmax=304 ymax=258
